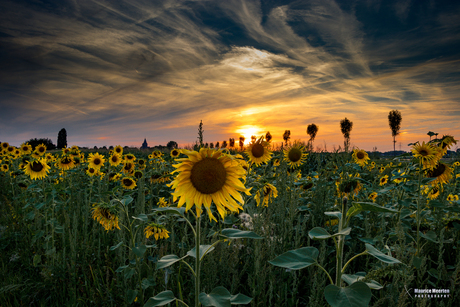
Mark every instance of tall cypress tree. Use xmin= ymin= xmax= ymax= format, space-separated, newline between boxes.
xmin=388 ymin=110 xmax=402 ymax=155
xmin=57 ymin=128 xmax=67 ymax=149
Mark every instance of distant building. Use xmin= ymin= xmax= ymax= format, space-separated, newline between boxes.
xmin=141 ymin=138 xmax=148 ymax=149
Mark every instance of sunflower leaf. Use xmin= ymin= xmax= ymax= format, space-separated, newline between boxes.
xmin=187 ymin=245 xmax=215 ymax=260
xmin=153 ymin=207 xmax=186 ymax=217
xmin=269 ymin=247 xmax=319 ymax=270
xmin=220 ymin=229 xmax=262 ymax=239
xmin=347 ymin=202 xmax=398 ymax=219
xmin=156 ymin=254 xmax=185 ymax=270
xmin=144 ymin=290 xmax=176 ymax=307
xmin=133 ymin=244 xmax=147 ymax=258
xmin=132 ymin=214 xmax=148 ymax=222
xmin=365 ymin=243 xmax=401 ymax=264
xmin=341 ymin=273 xmax=383 ymax=290
xmin=199 ymin=286 xmax=232 ymax=307
xmin=110 ymin=241 xmax=123 ymax=251
xmin=309 ymin=227 xmax=351 ymax=240
xmin=324 ymin=282 xmax=372 ymax=307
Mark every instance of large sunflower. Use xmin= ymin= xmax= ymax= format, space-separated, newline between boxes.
xmin=35 ymin=144 xmax=47 ymax=156
xmin=121 ymin=177 xmax=137 ymax=190
xmin=88 ymin=153 xmax=105 ymax=169
xmin=352 ymin=149 xmax=370 ymax=167
xmin=24 ymin=158 xmax=50 ymax=180
xmin=427 ymin=163 xmax=452 ymax=185
xmin=283 ymin=142 xmax=308 ymax=168
xmin=91 ymin=204 xmax=120 ymax=231
xmin=20 ymin=143 xmax=32 ymax=155
xmin=245 ymin=136 xmax=272 ymax=166
xmin=411 ymin=141 xmax=439 ymax=170
xmin=56 ymin=155 xmax=75 ymax=171
xmin=167 ymin=148 xmax=251 ymax=221
xmin=109 ymin=154 xmax=122 ymax=167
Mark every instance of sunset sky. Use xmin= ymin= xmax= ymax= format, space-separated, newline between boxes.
xmin=1 ymin=0 xmax=459 ymax=152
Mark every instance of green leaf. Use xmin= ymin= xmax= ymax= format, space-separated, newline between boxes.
xmin=156 ymin=254 xmax=183 ymax=270
xmin=365 ymin=244 xmax=401 ymax=264
xmin=419 ymin=230 xmax=437 ymax=243
xmin=187 ymin=245 xmax=215 ymax=259
xmin=33 ymin=254 xmax=41 ymax=267
xmin=144 ymin=291 xmax=176 ymax=307
xmin=324 ymin=282 xmax=372 ymax=307
xmin=120 ymin=196 xmax=134 ymax=206
xmin=124 ymin=267 xmax=136 ymax=280
xmin=223 ymin=215 xmax=239 ymax=225
xmin=141 ymin=278 xmax=156 ymax=290
xmin=309 ymin=227 xmax=351 ymax=240
xmin=153 ymin=207 xmax=186 ymax=216
xmin=341 ymin=274 xmax=383 ymax=290
xmin=126 ymin=289 xmax=138 ymax=304
xmin=199 ymin=286 xmax=231 ymax=307
xmin=132 ymin=214 xmax=149 ymax=222
xmin=54 ymin=225 xmax=64 ymax=234
xmin=324 ymin=211 xmax=342 ymax=220
xmin=133 ymin=244 xmax=147 ymax=258
xmin=110 ymin=241 xmax=124 ymax=251
xmin=347 ymin=202 xmax=398 ymax=219
xmin=269 ymin=247 xmax=319 ymax=270
xmin=412 ymin=256 xmax=422 ymax=269
xmin=230 ymin=293 xmax=252 ymax=305
xmin=220 ymin=229 xmax=262 ymax=239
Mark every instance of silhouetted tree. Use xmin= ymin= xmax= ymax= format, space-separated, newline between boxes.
xmin=340 ymin=118 xmax=353 ymax=152
xmin=197 ymin=120 xmax=204 ymax=148
xmin=221 ymin=140 xmax=227 ymax=148
xmin=25 ymin=138 xmax=56 ymax=150
xmin=167 ymin=141 xmax=178 ymax=150
xmin=306 ymin=124 xmax=318 ymax=151
xmin=239 ymin=136 xmax=245 ymax=151
xmin=57 ymin=128 xmax=67 ymax=149
xmin=283 ymin=130 xmax=291 ymax=146
xmin=388 ymin=110 xmax=402 ymax=155
xmin=229 ymin=138 xmax=235 ymax=148
xmin=265 ymin=131 xmax=272 ymax=142
xmin=215 ymin=141 xmax=220 ymax=148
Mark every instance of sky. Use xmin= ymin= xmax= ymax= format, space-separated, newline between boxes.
xmin=1 ymin=0 xmax=460 ymax=152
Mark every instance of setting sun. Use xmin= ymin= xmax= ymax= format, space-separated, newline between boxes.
xmin=236 ymin=125 xmax=264 ymax=144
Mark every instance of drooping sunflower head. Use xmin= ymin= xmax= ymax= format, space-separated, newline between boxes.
xmin=88 ymin=153 xmax=105 ymax=169
xmin=427 ymin=163 xmax=452 ymax=185
xmin=20 ymin=143 xmax=32 ymax=155
xmin=109 ymin=154 xmax=122 ymax=167
xmin=35 ymin=144 xmax=47 ymax=156
xmin=144 ymin=223 xmax=170 ymax=240
xmin=283 ymin=142 xmax=308 ymax=169
xmin=167 ymin=148 xmax=251 ymax=221
xmin=427 ymin=185 xmax=440 ymax=200
xmin=254 ymin=183 xmax=278 ymax=207
xmin=91 ymin=203 xmax=120 ymax=232
xmin=157 ymin=197 xmax=169 ymax=208
xmin=338 ymin=177 xmax=361 ymax=197
xmin=56 ymin=155 xmax=75 ymax=171
xmin=245 ymin=136 xmax=272 ymax=166
xmin=170 ymin=149 xmax=181 ymax=158
xmin=411 ymin=141 xmax=440 ymax=170
xmin=121 ymin=177 xmax=137 ymax=190
xmin=352 ymin=149 xmax=370 ymax=167
xmin=24 ymin=159 xmax=50 ymax=180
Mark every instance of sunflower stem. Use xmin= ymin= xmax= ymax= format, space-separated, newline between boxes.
xmin=195 ymin=215 xmax=201 ymax=307
xmin=416 ymin=161 xmax=423 ymax=256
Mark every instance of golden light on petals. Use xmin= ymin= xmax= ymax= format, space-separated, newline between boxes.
xmin=245 ymin=136 xmax=272 ymax=166
xmin=167 ymin=148 xmax=251 ymax=221
xmin=352 ymin=149 xmax=370 ymax=166
xmin=24 ymin=158 xmax=50 ymax=180
xmin=283 ymin=142 xmax=308 ymax=168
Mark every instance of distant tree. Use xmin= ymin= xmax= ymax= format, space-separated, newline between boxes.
xmin=340 ymin=118 xmax=353 ymax=152
xmin=93 ymin=146 xmax=98 ymax=150
xmin=109 ymin=145 xmax=114 ymax=150
xmin=221 ymin=140 xmax=227 ymax=148
xmin=25 ymin=138 xmax=56 ymax=150
xmin=215 ymin=141 xmax=220 ymax=148
xmin=229 ymin=138 xmax=235 ymax=148
xmin=265 ymin=131 xmax=272 ymax=142
xmin=239 ymin=136 xmax=245 ymax=151
xmin=283 ymin=130 xmax=291 ymax=146
xmin=197 ymin=120 xmax=204 ymax=148
xmin=306 ymin=124 xmax=318 ymax=151
xmin=388 ymin=110 xmax=402 ymax=155
xmin=167 ymin=141 xmax=178 ymax=150
xmin=57 ymin=128 xmax=67 ymax=149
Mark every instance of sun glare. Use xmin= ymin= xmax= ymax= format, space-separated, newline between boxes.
xmin=236 ymin=125 xmax=263 ymax=144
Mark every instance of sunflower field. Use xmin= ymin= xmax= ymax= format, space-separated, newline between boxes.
xmin=1 ymin=136 xmax=460 ymax=307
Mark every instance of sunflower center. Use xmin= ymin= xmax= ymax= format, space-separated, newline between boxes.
xmin=428 ymin=163 xmax=445 ymax=178
xmin=38 ymin=147 xmax=45 ymax=153
xmin=357 ymin=152 xmax=365 ymax=159
xmin=31 ymin=161 xmax=44 ymax=172
xmin=288 ymin=148 xmax=302 ymax=162
xmin=264 ymin=187 xmax=271 ymax=196
xmin=94 ymin=158 xmax=101 ymax=165
xmin=122 ymin=178 xmax=133 ymax=186
xmin=251 ymin=144 xmax=265 ymax=158
xmin=61 ymin=157 xmax=72 ymax=165
xmin=111 ymin=156 xmax=118 ymax=162
xmin=190 ymin=157 xmax=227 ymax=194
xmin=419 ymin=149 xmax=428 ymax=156
xmin=100 ymin=208 xmax=113 ymax=220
